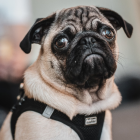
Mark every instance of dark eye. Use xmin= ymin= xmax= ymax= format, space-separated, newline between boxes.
xmin=101 ymin=29 xmax=114 ymax=40
xmin=55 ymin=38 xmax=68 ymax=48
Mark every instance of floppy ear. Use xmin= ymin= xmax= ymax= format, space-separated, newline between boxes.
xmin=20 ymin=13 xmax=56 ymax=53
xmin=97 ymin=7 xmax=133 ymax=38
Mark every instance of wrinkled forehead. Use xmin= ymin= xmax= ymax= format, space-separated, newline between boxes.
xmin=54 ymin=6 xmax=112 ymax=33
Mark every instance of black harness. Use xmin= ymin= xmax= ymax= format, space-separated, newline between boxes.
xmin=11 ymin=92 xmax=105 ymax=140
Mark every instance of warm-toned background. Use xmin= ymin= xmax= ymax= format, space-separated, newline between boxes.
xmin=0 ymin=0 xmax=140 ymax=140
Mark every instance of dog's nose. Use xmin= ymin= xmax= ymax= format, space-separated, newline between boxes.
xmin=79 ymin=37 xmax=96 ymax=45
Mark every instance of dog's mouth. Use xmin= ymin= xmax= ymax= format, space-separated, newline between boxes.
xmin=65 ymin=51 xmax=113 ymax=88
xmin=82 ymin=53 xmax=104 ymax=76
xmin=65 ymin=47 xmax=116 ymax=87
xmin=77 ymin=53 xmax=107 ymax=87
xmin=81 ymin=54 xmax=104 ymax=88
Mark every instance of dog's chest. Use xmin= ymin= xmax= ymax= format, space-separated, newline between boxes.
xmin=15 ymin=111 xmax=105 ymax=140
xmin=11 ymin=97 xmax=105 ymax=140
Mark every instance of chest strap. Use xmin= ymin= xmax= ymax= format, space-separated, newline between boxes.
xmin=11 ymin=96 xmax=105 ymax=140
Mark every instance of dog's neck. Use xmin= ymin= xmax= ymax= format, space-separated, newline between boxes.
xmin=24 ymin=63 xmax=121 ymax=119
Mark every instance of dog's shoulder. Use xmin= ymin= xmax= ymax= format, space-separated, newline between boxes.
xmin=15 ymin=111 xmax=80 ymax=140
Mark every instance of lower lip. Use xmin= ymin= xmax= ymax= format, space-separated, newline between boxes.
xmin=84 ymin=54 xmax=103 ymax=62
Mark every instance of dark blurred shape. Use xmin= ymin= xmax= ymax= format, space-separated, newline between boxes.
xmin=0 ymin=82 xmax=20 ymax=110
xmin=115 ymin=75 xmax=140 ymax=102
xmin=0 ymin=82 xmax=20 ymax=128
xmin=113 ymin=75 xmax=140 ymax=140
xmin=0 ymin=107 xmax=8 ymax=128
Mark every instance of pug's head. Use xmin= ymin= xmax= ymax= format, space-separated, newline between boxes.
xmin=21 ymin=6 xmax=133 ymax=102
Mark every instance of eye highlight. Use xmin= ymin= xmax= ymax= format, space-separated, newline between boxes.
xmin=101 ymin=29 xmax=115 ymax=40
xmin=55 ymin=38 xmax=68 ymax=48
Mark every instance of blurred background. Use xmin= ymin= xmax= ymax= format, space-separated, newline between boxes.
xmin=0 ymin=0 xmax=140 ymax=139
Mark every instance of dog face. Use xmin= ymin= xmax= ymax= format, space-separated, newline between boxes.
xmin=21 ymin=6 xmax=133 ymax=100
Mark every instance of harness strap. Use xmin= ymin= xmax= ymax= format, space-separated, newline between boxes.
xmin=11 ymin=96 xmax=105 ymax=140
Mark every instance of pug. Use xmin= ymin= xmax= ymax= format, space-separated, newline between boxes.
xmin=0 ymin=5 xmax=133 ymax=140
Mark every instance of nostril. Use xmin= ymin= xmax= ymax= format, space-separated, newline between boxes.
xmin=79 ymin=37 xmax=96 ymax=45
xmin=91 ymin=38 xmax=96 ymax=43
xmin=80 ymin=39 xmax=86 ymax=45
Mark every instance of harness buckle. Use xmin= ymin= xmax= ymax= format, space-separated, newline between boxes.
xmin=42 ymin=106 xmax=54 ymax=119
